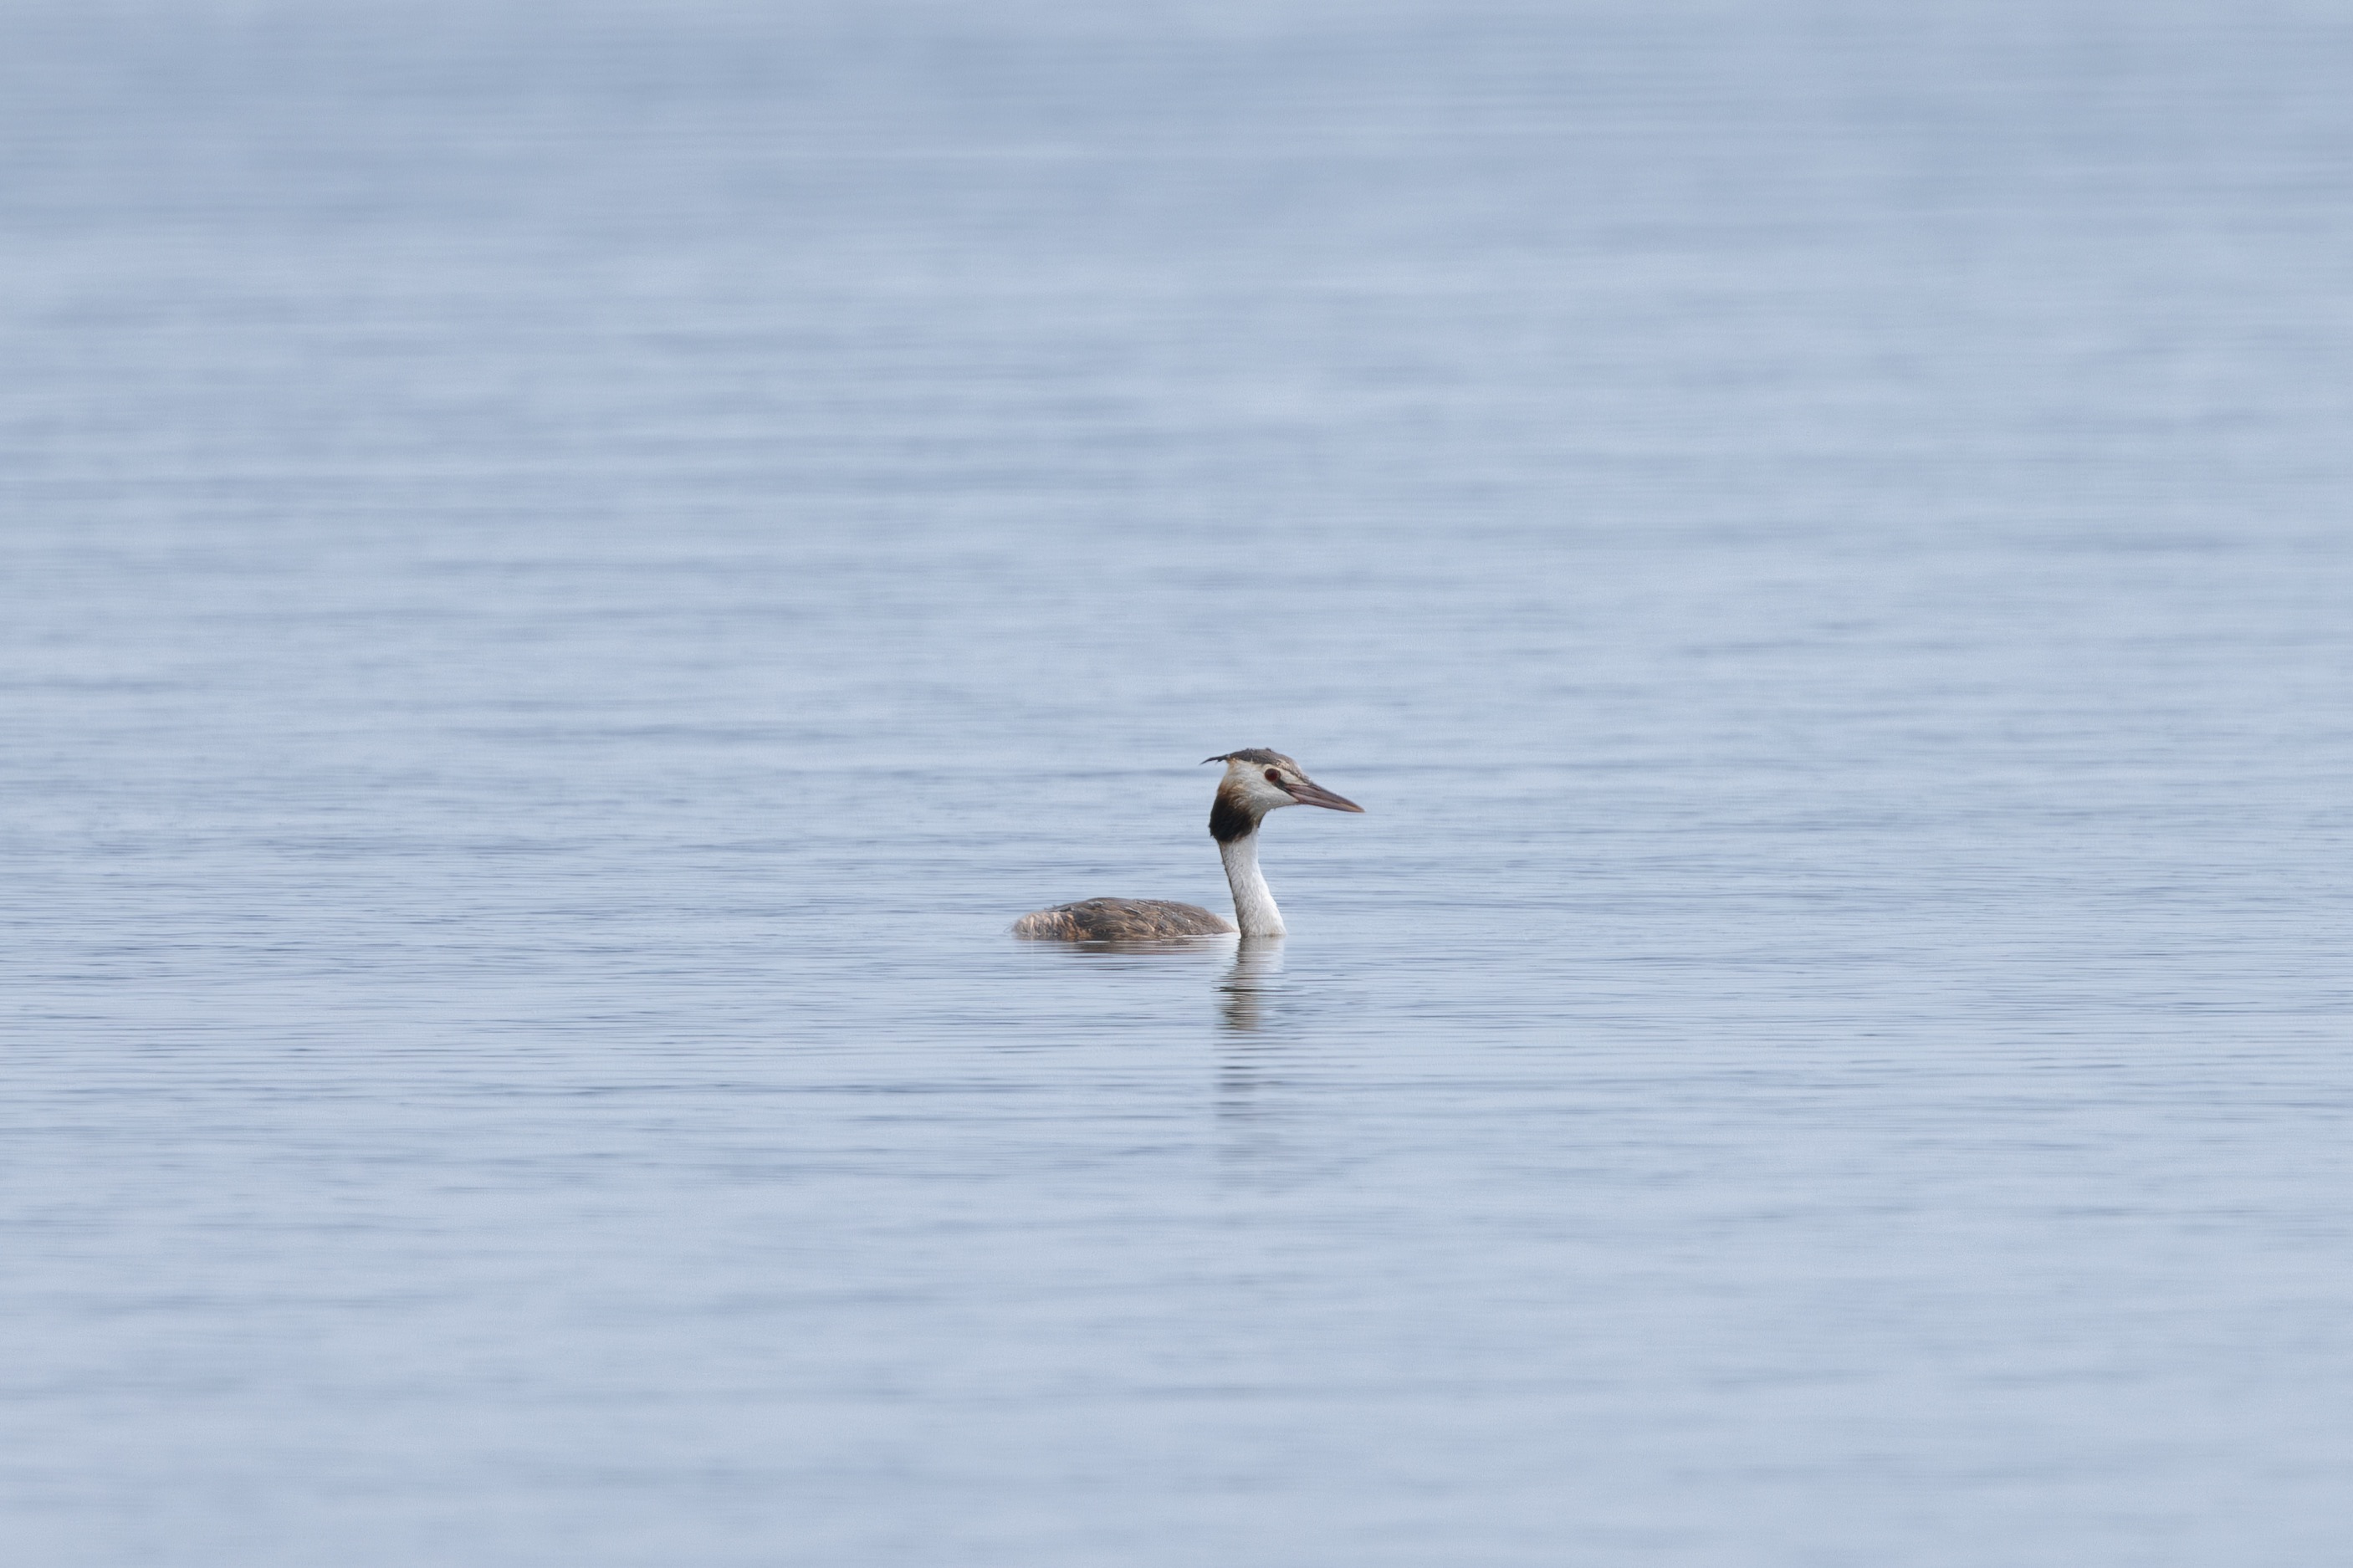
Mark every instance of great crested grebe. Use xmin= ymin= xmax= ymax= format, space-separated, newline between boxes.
xmin=1013 ymin=749 xmax=1364 ymax=941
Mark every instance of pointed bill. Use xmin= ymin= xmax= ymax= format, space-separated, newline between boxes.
xmin=1283 ymin=777 xmax=1365 ymax=813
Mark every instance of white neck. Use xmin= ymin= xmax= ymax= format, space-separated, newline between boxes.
xmin=1220 ymin=828 xmax=1286 ymax=937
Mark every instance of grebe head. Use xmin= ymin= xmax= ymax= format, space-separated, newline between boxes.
xmin=1203 ymin=748 xmax=1364 ymax=841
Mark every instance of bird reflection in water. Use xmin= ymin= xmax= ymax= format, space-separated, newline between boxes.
xmin=1020 ymin=933 xmax=1294 ymax=1162
xmin=1215 ymin=939 xmax=1292 ymax=1173
xmin=1031 ymin=934 xmax=1285 ymax=1033
xmin=1216 ymin=937 xmax=1285 ymax=1033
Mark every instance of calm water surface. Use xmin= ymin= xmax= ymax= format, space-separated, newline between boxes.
xmin=5 ymin=2 xmax=2351 ymax=1563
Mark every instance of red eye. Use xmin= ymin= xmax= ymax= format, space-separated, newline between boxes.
xmin=1265 ymin=769 xmax=1282 ymax=784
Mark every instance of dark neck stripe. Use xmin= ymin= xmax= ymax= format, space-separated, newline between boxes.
xmin=1209 ymin=794 xmax=1256 ymax=844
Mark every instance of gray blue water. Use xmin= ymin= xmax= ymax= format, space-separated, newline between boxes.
xmin=5 ymin=2 xmax=2351 ymax=1562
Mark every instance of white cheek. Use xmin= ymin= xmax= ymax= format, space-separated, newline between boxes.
xmin=1227 ymin=770 xmax=1288 ymax=810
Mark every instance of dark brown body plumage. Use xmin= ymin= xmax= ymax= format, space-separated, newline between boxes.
xmin=1010 ymin=897 xmax=1235 ymax=941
